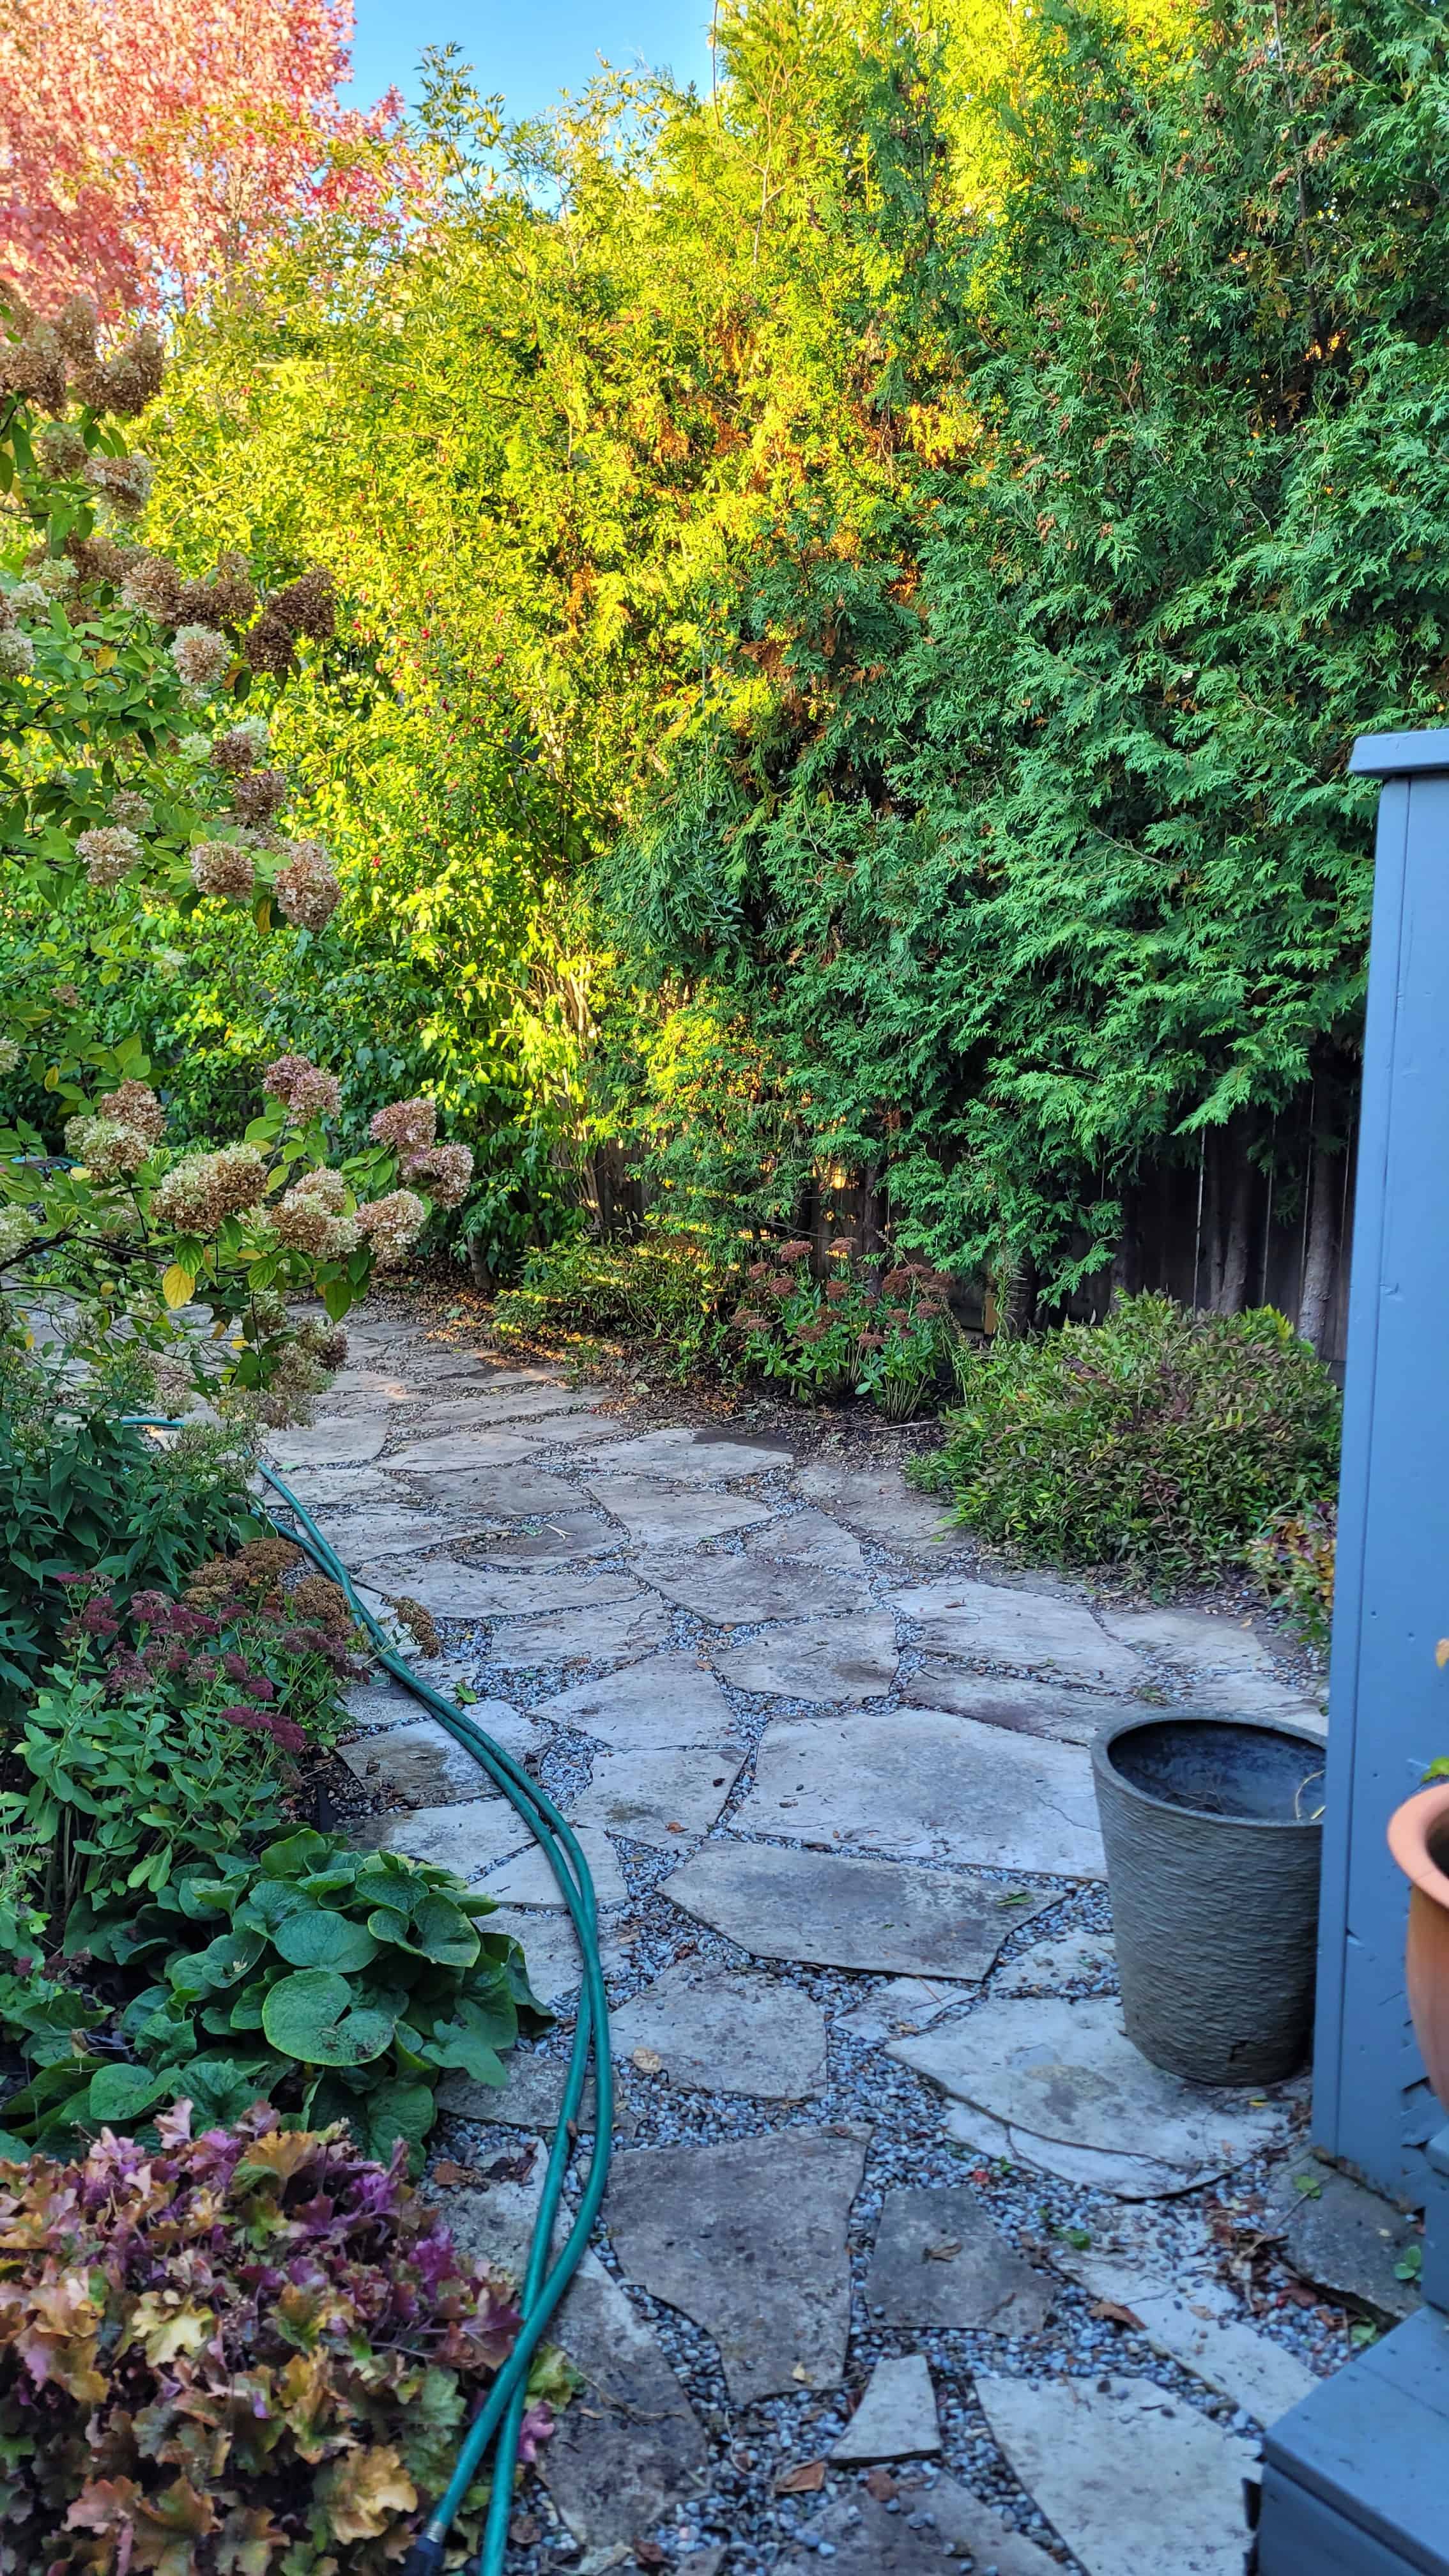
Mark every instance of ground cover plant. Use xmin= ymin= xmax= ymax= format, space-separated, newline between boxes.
xmin=0 ymin=2100 xmax=566 ymax=2572
xmin=730 ymin=1240 xmax=956 ymax=1418
xmin=921 ymin=1293 xmax=1342 ymax=1582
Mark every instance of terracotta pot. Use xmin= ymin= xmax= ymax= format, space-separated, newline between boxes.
xmin=1387 ymin=1781 xmax=1449 ymax=2115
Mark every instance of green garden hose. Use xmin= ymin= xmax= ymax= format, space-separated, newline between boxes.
xmin=132 ymin=1426 xmax=613 ymax=2576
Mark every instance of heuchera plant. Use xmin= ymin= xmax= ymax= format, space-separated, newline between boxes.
xmin=0 ymin=2100 xmax=565 ymax=2571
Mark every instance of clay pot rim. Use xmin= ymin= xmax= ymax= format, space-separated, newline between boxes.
xmin=1092 ymin=1709 xmax=1327 ymax=1832
xmin=1386 ymin=1781 xmax=1449 ymax=1905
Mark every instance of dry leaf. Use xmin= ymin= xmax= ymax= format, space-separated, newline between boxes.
xmin=1089 ymin=2298 xmax=1142 ymax=2329
xmin=666 ymin=1820 xmax=687 ymax=1833
xmin=631 ymin=2047 xmax=664 ymax=2074
xmin=633 ymin=2542 xmax=667 ymax=2568
xmin=431 ymin=2159 xmax=479 ymax=2189
xmin=774 ymin=2460 xmax=826 ymax=2496
xmin=791 ymin=2363 xmax=810 ymax=2383
xmin=923 ymin=2238 xmax=962 ymax=2262
xmin=864 ymin=2467 xmax=900 ymax=2503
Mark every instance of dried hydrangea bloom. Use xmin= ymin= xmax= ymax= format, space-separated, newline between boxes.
xmin=274 ymin=839 xmax=341 ymax=931
xmin=63 ymin=1112 xmax=152 ymax=1179
xmin=109 ymin=789 xmax=153 ymax=831
xmin=98 ymin=1079 xmax=165 ymax=1145
xmin=262 ymin=1052 xmax=342 ymax=1123
xmin=245 ymin=567 xmax=336 ymax=678
xmin=0 ymin=1038 xmax=20 ymax=1076
xmin=36 ymin=556 xmax=76 ymax=596
xmin=121 ymin=551 xmax=183 ymax=624
xmin=84 ymin=325 xmax=165 ymax=418
xmin=210 ymin=717 xmax=269 ymax=774
xmin=6 ymin=579 xmax=48 ymax=617
xmin=76 ymin=824 xmax=141 ymax=887
xmin=355 ymin=1186 xmax=427 ymax=1268
xmin=86 ymin=451 xmax=155 ymax=516
xmin=273 ymin=1169 xmax=358 ymax=1259
xmin=35 ymin=418 xmax=88 ymax=477
xmin=150 ymin=1143 xmax=268 ymax=1232
xmin=178 ymin=733 xmax=211 ymax=763
xmin=0 ymin=1205 xmax=37 ymax=1263
xmin=296 ymin=1319 xmax=348 ymax=1368
xmin=369 ymin=1095 xmax=436 ymax=1158
xmin=408 ymin=1140 xmax=474 ymax=1208
xmin=148 ymin=1357 xmax=197 ymax=1412
xmin=190 ymin=840 xmax=254 ymax=899
xmin=0 ymin=631 xmax=34 ymax=678
xmin=230 ymin=765 xmax=288 ymax=825
xmin=53 ymin=295 xmax=98 ymax=363
xmin=176 ymin=555 xmax=256 ymax=629
xmin=170 ymin=623 xmax=230 ymax=691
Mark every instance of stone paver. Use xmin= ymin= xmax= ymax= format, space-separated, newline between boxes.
xmin=605 ymin=2128 xmax=870 ymax=2402
xmin=588 ymin=1426 xmax=794 ymax=1481
xmin=410 ymin=1383 xmax=610 ymax=1432
xmin=272 ymin=1464 xmax=400 ymax=1508
xmin=661 ymin=1840 xmax=1054 ymax=1977
xmin=738 ymin=1709 xmax=1105 ymax=1873
xmin=891 ymin=1577 xmax=1142 ymax=1690
xmin=831 ymin=1977 xmax=966 ymax=2045
xmin=712 ymin=1616 xmax=900 ymax=1703
xmin=1269 ymin=2159 xmax=1423 ymax=2322
xmin=439 ymin=2055 xmax=632 ymax=2136
xmin=640 ymin=1547 xmax=873 ymax=1625
xmin=358 ymin=1797 xmax=528 ymax=1880
xmin=339 ymin=1716 xmax=521 ymax=1807
xmin=1054 ymin=2250 xmax=1318 ymax=2421
xmin=975 ymin=2372 xmax=1260 ymax=2576
xmin=893 ymin=1997 xmax=1293 ymax=2196
xmin=792 ymin=1460 xmax=957 ymax=1550
xmin=479 ymin=1905 xmax=586 ymax=2003
xmin=486 ymin=1597 xmax=672 ymax=1667
xmin=995 ymin=1929 xmax=1119 ymax=1995
xmin=384 ymin=1429 xmax=545 ymax=1473
xmin=610 ymin=1961 xmax=829 ymax=2097
xmin=479 ymin=1827 xmax=629 ymax=1910
xmin=864 ymin=2186 xmax=1054 ymax=2334
xmin=390 ymin=1463 xmax=587 ymax=1517
xmin=351 ymin=1559 xmax=647 ymax=1620
xmin=466 ymin=1509 xmax=621 ymax=1565
xmin=583 ymin=1475 xmax=773 ymax=1547
xmin=310 ymin=1505 xmax=464 ymax=1561
xmin=445 ymin=2152 xmax=708 ymax=2551
xmin=568 ymin=1742 xmax=747 ymax=1850
xmin=901 ymin=1662 xmax=1124 ymax=1744
xmin=830 ymin=2354 xmax=940 ymax=2462
xmin=266 ymin=1413 xmax=390 ymax=1467
xmin=539 ymin=1653 xmax=738 ymax=1752
xmin=779 ymin=2480 xmax=1062 ymax=2575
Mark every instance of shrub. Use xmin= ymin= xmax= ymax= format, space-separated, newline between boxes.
xmin=1246 ymin=1501 xmax=1337 ymax=1647
xmin=0 ymin=2100 xmax=566 ymax=2570
xmin=731 ymin=1243 xmax=956 ymax=1416
xmin=4 ymin=1831 xmax=545 ymax=2168
xmin=919 ymin=1293 xmax=1341 ymax=1580
xmin=491 ymin=1227 xmax=737 ymax=1377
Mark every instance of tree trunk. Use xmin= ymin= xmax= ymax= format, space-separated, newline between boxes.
xmin=1109 ymin=1184 xmax=1143 ymax=1303
xmin=466 ymin=1238 xmax=493 ymax=1296
xmin=1215 ymin=1151 xmax=1254 ymax=1314
xmin=1298 ymin=1144 xmax=1339 ymax=1353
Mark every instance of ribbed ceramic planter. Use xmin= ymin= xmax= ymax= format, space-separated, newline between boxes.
xmin=1091 ymin=1710 xmax=1326 ymax=2087
xmin=1387 ymin=1781 xmax=1449 ymax=2116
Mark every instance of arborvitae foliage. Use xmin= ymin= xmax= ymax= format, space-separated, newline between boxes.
xmin=606 ymin=0 xmax=1449 ymax=1291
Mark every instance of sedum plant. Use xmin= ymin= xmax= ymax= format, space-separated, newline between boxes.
xmin=0 ymin=2101 xmax=565 ymax=2571
xmin=730 ymin=1240 xmax=956 ymax=1416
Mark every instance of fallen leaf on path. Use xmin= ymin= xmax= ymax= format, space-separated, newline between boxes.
xmin=774 ymin=2461 xmax=826 ymax=2495
xmin=631 ymin=2047 xmax=664 ymax=2074
xmin=431 ymin=2160 xmax=479 ymax=2188
xmin=1089 ymin=2299 xmax=1142 ymax=2329
xmin=923 ymin=2238 xmax=962 ymax=2262
xmin=864 ymin=2468 xmax=899 ymax=2502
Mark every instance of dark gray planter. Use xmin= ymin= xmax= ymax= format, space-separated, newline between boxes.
xmin=1091 ymin=1710 xmax=1325 ymax=2087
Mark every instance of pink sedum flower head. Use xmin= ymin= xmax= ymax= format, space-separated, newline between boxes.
xmin=355 ymin=1187 xmax=427 ymax=1268
xmin=76 ymin=824 xmax=141 ymax=887
xmin=369 ymin=1096 xmax=436 ymax=1159
xmin=169 ymin=622 xmax=230 ymax=691
xmin=150 ymin=1143 xmax=267 ymax=1234
xmin=190 ymin=840 xmax=254 ymax=899
xmin=262 ymin=1052 xmax=342 ymax=1123
xmin=408 ymin=1140 xmax=474 ymax=1208
xmin=274 ymin=838 xmax=341 ymax=931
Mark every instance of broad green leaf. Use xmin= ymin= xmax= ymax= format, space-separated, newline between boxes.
xmin=272 ymin=1905 xmax=379 ymax=1972
xmin=261 ymin=1969 xmax=395 ymax=2068
xmin=85 ymin=2063 xmax=174 ymax=2125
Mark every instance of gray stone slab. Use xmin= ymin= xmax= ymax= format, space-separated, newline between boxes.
xmin=568 ymin=1742 xmax=747 ymax=1850
xmin=581 ymin=1475 xmax=774 ymax=1547
xmin=443 ymin=2155 xmax=707 ymax=2550
xmin=712 ymin=1616 xmax=900 ymax=1703
xmin=477 ymin=1906 xmax=586 ymax=2004
xmin=792 ymin=1460 xmax=958 ymax=1551
xmin=353 ymin=1798 xmax=528 ymax=1880
xmin=266 ymin=1413 xmax=390 ymax=1467
xmin=660 ymin=1840 xmax=1053 ymax=1977
xmin=737 ymin=1708 xmax=1105 ymax=1874
xmin=1054 ymin=2251 xmax=1319 ymax=2421
xmin=410 ymin=1383 xmax=604 ymax=1428
xmin=1268 ymin=2159 xmax=1423 ymax=2323
xmin=604 ymin=2127 xmax=870 ymax=2402
xmin=312 ymin=1506 xmax=468 ymax=1564
xmin=438 ymin=2053 xmax=631 ymax=2135
xmin=902 ymin=1662 xmax=1124 ymax=1745
xmin=384 ymin=1430 xmax=543 ymax=1473
xmin=639 ymin=1547 xmax=873 ymax=1625
xmin=745 ymin=1506 xmax=866 ymax=1570
xmin=390 ymin=1464 xmax=581 ymax=1518
xmin=338 ymin=1717 xmax=521 ymax=1807
xmin=891 ymin=1577 xmax=1142 ymax=1690
xmin=832 ymin=1977 xmax=968 ymax=2045
xmin=864 ymin=2186 xmax=1054 ymax=2333
xmin=468 ymin=1510 xmax=621 ymax=1565
xmin=538 ymin=1654 xmax=739 ymax=1752
xmin=342 ymin=1670 xmax=473 ymax=1728
xmin=831 ymin=2354 xmax=940 ymax=2463
xmin=891 ymin=1997 xmax=1293 ymax=2196
xmin=277 ymin=1466 xmax=405 ymax=1510
xmin=351 ymin=1559 xmax=647 ymax=1620
xmin=778 ymin=2479 xmax=1061 ymax=2576
xmin=486 ymin=1597 xmax=673 ymax=1668
xmin=610 ymin=1962 xmax=828 ymax=2098
xmin=479 ymin=1827 xmax=629 ymax=1910
xmin=995 ymin=1930 xmax=1119 ymax=1996
xmin=1099 ymin=1606 xmax=1326 ymax=1732
xmin=587 ymin=1426 xmax=794 ymax=1482
xmin=975 ymin=2372 xmax=1260 ymax=2576
xmin=521 ymin=1409 xmax=635 ymax=1452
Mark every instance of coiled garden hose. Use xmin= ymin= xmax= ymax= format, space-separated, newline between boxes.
xmin=130 ymin=1425 xmax=613 ymax=2576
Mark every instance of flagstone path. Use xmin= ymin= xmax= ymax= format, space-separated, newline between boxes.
xmin=270 ymin=1312 xmax=1348 ymax=2576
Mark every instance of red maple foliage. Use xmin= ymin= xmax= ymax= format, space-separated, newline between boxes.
xmin=0 ymin=0 xmax=411 ymax=319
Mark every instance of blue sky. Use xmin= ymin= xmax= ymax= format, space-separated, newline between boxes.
xmin=342 ymin=0 xmax=716 ymax=122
